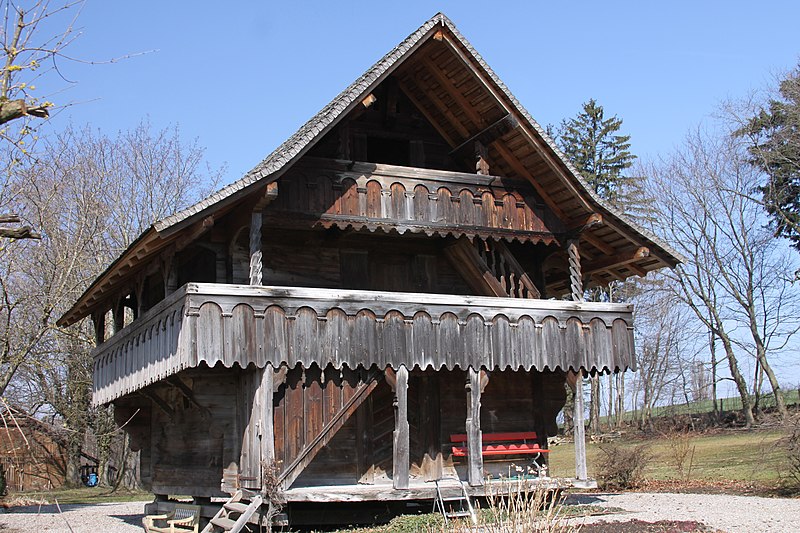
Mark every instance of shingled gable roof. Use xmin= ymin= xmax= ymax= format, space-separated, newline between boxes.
xmin=59 ymin=12 xmax=681 ymax=327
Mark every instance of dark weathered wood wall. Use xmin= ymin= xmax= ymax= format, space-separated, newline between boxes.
xmin=264 ymin=158 xmax=564 ymax=245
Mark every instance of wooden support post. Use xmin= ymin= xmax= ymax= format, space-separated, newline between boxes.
xmin=241 ymin=365 xmax=275 ymax=491
xmin=260 ymin=364 xmax=275 ymax=479
xmin=112 ymin=297 xmax=124 ymax=333
xmin=573 ymin=373 xmax=588 ymax=481
xmin=161 ymin=252 xmax=178 ymax=294
xmin=249 ymin=210 xmax=263 ymax=286
xmin=392 ymin=365 xmax=409 ymax=490
xmin=568 ymin=239 xmax=588 ymax=482
xmin=475 ymin=140 xmax=490 ymax=175
xmin=91 ymin=310 xmax=105 ymax=345
xmin=466 ymin=367 xmax=484 ymax=486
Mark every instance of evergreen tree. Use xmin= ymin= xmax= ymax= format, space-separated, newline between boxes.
xmin=556 ymin=99 xmax=639 ymax=213
xmin=737 ymin=65 xmax=800 ymax=252
xmin=555 ymin=100 xmax=641 ymax=434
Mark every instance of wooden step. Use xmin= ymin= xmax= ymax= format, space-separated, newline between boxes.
xmin=210 ymin=516 xmax=236 ymax=530
xmin=223 ymin=502 xmax=249 ymax=514
xmin=445 ymin=511 xmax=472 ymax=518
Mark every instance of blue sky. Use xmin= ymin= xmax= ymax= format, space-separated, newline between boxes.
xmin=43 ymin=1 xmax=800 ymax=180
xmin=31 ymin=2 xmax=800 ymax=397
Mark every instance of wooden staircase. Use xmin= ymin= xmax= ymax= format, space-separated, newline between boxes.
xmin=201 ymin=490 xmax=263 ymax=533
xmin=445 ymin=237 xmax=541 ymax=299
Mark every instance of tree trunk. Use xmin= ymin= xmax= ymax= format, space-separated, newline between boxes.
xmin=589 ymin=375 xmax=601 ymax=435
xmin=710 ymin=331 xmax=718 ymax=422
xmin=718 ymin=333 xmax=755 ymax=427
xmin=615 ymin=372 xmax=625 ymax=428
xmin=753 ymin=337 xmax=787 ymax=419
xmin=563 ymin=383 xmax=574 ymax=437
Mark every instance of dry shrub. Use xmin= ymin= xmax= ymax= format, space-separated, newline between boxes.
xmin=479 ymin=477 xmax=576 ymax=533
xmin=260 ymin=460 xmax=286 ymax=531
xmin=667 ymin=433 xmax=696 ymax=481
xmin=779 ymin=417 xmax=800 ymax=491
xmin=597 ymin=443 xmax=651 ymax=490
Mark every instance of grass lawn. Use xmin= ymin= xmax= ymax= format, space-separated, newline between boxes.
xmin=548 ymin=428 xmax=787 ymax=485
xmin=3 ymin=486 xmax=152 ymax=505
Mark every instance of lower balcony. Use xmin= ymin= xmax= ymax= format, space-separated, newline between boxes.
xmin=92 ymin=283 xmax=634 ymax=405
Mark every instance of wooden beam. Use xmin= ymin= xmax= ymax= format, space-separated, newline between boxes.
xmin=493 ymin=142 xmax=568 ymax=221
xmin=627 ymin=262 xmax=647 ymax=277
xmin=392 ymin=365 xmax=410 ymax=490
xmin=398 ymin=80 xmax=460 ymax=147
xmin=398 ymin=77 xmax=468 ymax=142
xmin=466 ymin=367 xmax=484 ymax=487
xmin=581 ymin=231 xmax=615 ymax=256
xmin=448 ymin=114 xmax=519 ymax=157
xmin=582 ymin=247 xmax=649 ymax=277
xmin=420 ymin=55 xmax=485 ymax=129
xmin=361 ymin=93 xmax=377 ymax=108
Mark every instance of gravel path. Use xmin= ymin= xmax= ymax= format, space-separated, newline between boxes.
xmin=567 ymin=492 xmax=800 ymax=533
xmin=0 ymin=500 xmax=148 ymax=532
xmin=1 ymin=493 xmax=799 ymax=532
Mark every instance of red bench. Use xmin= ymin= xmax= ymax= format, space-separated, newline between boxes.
xmin=450 ymin=431 xmax=550 ymax=457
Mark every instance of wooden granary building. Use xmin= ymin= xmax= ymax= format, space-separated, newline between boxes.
xmin=60 ymin=12 xmax=678 ymax=524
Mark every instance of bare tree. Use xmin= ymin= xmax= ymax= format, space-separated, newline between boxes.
xmin=646 ymin=130 xmax=800 ymax=425
xmin=0 ymin=1 xmax=86 ymax=240
xmin=628 ymin=274 xmax=686 ymax=430
xmin=1 ymin=121 xmax=221 ymax=483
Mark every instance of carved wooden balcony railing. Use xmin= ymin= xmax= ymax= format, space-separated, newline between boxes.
xmin=92 ymin=283 xmax=635 ymax=405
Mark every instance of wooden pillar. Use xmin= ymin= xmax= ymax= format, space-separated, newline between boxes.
xmin=249 ymin=210 xmax=263 ymax=286
xmin=112 ymin=297 xmax=124 ymax=333
xmin=259 ymin=364 xmax=275 ymax=476
xmin=134 ymin=276 xmax=145 ymax=318
xmin=475 ymin=140 xmax=489 ymax=175
xmin=466 ymin=367 xmax=484 ymax=486
xmin=568 ymin=239 xmax=588 ymax=482
xmin=392 ymin=365 xmax=409 ymax=490
xmin=162 ymin=252 xmax=178 ymax=294
xmin=91 ymin=310 xmax=105 ymax=345
xmin=241 ymin=364 xmax=275 ymax=491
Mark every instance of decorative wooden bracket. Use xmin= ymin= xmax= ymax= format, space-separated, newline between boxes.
xmin=166 ymin=376 xmax=209 ymax=416
xmin=139 ymin=389 xmax=174 ymax=419
xmin=175 ymin=215 xmax=214 ymax=252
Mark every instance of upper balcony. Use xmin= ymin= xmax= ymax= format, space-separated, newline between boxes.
xmin=92 ymin=282 xmax=635 ymax=405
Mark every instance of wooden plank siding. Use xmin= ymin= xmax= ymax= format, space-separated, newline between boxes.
xmin=92 ymin=283 xmax=634 ymax=405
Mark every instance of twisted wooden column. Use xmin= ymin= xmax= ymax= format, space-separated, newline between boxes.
xmin=249 ymin=211 xmax=263 ymax=286
xmin=567 ymin=239 xmax=588 ymax=482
